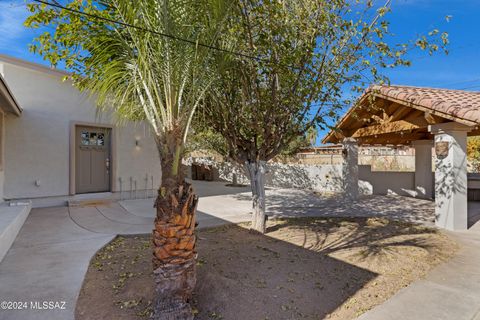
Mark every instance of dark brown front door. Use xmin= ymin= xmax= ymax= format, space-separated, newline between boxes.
xmin=75 ymin=126 xmax=111 ymax=193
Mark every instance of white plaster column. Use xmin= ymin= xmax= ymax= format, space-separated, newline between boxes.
xmin=342 ymin=138 xmax=359 ymax=200
xmin=412 ymin=140 xmax=434 ymax=199
xmin=429 ymin=122 xmax=473 ymax=230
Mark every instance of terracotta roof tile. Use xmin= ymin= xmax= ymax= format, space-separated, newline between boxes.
xmin=371 ymin=85 xmax=480 ymax=124
xmin=322 ymin=85 xmax=480 ymax=144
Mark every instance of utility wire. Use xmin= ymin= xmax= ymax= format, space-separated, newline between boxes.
xmin=442 ymin=77 xmax=480 ymax=88
xmin=27 ymin=0 xmax=465 ymax=83
xmin=31 ymin=0 xmax=299 ymax=70
xmin=26 ymin=0 xmax=480 ymax=94
xmin=459 ymin=84 xmax=480 ymax=91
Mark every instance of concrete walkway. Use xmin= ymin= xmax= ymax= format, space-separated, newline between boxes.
xmin=358 ymin=202 xmax=480 ymax=320
xmin=0 ymin=206 xmax=114 ymax=320
xmin=0 ymin=181 xmax=256 ymax=320
xmin=0 ymin=181 xmax=479 ymax=320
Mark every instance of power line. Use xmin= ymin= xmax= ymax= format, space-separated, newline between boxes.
xmin=25 ymin=0 xmax=479 ymax=95
xmin=442 ymin=77 xmax=480 ymax=88
xmin=2 ymin=2 xmax=25 ymax=8
xmin=31 ymin=0 xmax=299 ymax=70
xmin=459 ymin=84 xmax=480 ymax=91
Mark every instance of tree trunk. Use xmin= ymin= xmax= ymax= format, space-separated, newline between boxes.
xmin=152 ymin=138 xmax=197 ymax=320
xmin=246 ymin=160 xmax=267 ymax=233
xmin=232 ymin=173 xmax=238 ymax=186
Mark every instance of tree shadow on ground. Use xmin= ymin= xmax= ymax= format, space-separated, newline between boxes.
xmin=265 ymin=217 xmax=436 ymax=257
xmin=231 ymin=189 xmax=436 ymax=224
xmin=193 ymin=217 xmax=448 ymax=320
xmin=191 ymin=180 xmax=252 ymax=197
xmin=74 ymin=216 xmax=454 ymax=320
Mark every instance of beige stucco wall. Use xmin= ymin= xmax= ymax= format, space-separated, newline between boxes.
xmin=0 ymin=169 xmax=4 ymax=202
xmin=0 ymin=96 xmax=6 ymax=202
xmin=358 ymin=165 xmax=415 ymax=196
xmin=0 ymin=60 xmax=161 ymax=199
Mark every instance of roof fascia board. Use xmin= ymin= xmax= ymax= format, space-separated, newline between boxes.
xmin=0 ymin=53 xmax=71 ymax=78
xmin=322 ymin=89 xmax=372 ymax=143
xmin=0 ymin=75 xmax=22 ymax=116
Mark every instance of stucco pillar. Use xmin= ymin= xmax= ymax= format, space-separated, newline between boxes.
xmin=412 ymin=140 xmax=434 ymax=199
xmin=429 ymin=122 xmax=473 ymax=230
xmin=342 ymin=138 xmax=359 ymax=200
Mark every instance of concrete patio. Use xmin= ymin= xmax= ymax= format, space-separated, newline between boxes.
xmin=0 ymin=181 xmax=479 ymax=320
xmin=359 ymin=224 xmax=480 ymax=320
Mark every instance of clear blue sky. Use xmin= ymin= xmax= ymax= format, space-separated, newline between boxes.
xmin=0 ymin=0 xmax=479 ymax=144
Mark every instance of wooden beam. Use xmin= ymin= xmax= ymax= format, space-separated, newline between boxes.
xmin=373 ymin=92 xmax=478 ymax=127
xmin=371 ymin=111 xmax=392 ymax=124
xmin=390 ymin=104 xmax=413 ymax=121
xmin=404 ymin=109 xmax=424 ymax=121
xmin=424 ymin=111 xmax=444 ymax=124
xmin=358 ymin=132 xmax=431 ymax=145
xmin=333 ymin=131 xmax=345 ymax=140
xmin=351 ymin=116 xmax=429 ymax=138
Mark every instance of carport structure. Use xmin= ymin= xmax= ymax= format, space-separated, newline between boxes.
xmin=324 ymin=85 xmax=480 ymax=231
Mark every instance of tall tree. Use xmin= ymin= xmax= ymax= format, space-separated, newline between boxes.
xmin=25 ymin=1 xmax=228 ymax=318
xmin=202 ymin=0 xmax=448 ymax=233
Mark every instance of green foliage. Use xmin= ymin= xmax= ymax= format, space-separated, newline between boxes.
xmin=186 ymin=128 xmax=229 ymax=156
xmin=467 ymin=136 xmax=480 ymax=172
xmin=201 ymin=0 xmax=448 ymax=164
xmin=25 ymin=0 xmax=230 ymax=177
xmin=25 ymin=0 xmax=448 ymax=171
xmin=188 ymin=123 xmax=312 ymax=159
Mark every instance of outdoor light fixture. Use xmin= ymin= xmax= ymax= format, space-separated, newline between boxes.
xmin=135 ymin=138 xmax=140 ymax=147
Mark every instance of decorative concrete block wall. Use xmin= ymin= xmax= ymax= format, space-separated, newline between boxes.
xmin=185 ymin=158 xmax=417 ymax=196
xmin=185 ymin=157 xmax=344 ymax=192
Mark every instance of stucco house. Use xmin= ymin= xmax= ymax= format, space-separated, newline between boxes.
xmin=0 ymin=54 xmax=161 ymax=261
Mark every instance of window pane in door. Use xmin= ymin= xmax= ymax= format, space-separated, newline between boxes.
xmin=89 ymin=132 xmax=97 ymax=145
xmin=81 ymin=131 xmax=89 ymax=145
xmin=97 ymin=133 xmax=105 ymax=146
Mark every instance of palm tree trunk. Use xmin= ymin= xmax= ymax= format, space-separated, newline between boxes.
xmin=246 ymin=160 xmax=267 ymax=233
xmin=153 ymin=137 xmax=197 ymax=320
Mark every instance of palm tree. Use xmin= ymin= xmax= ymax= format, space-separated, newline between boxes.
xmin=75 ymin=1 xmax=228 ymax=318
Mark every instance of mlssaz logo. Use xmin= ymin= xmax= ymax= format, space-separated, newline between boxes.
xmin=30 ymin=301 xmax=66 ymax=310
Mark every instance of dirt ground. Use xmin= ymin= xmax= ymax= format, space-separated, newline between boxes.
xmin=76 ymin=217 xmax=457 ymax=320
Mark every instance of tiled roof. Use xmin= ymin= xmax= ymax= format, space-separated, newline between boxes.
xmin=369 ymin=85 xmax=480 ymax=125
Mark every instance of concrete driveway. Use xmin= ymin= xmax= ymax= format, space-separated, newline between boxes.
xmin=0 ymin=180 xmax=477 ymax=320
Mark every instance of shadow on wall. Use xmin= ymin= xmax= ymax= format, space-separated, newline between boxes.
xmin=185 ymin=157 xmax=438 ymax=199
xmin=185 ymin=157 xmax=344 ymax=193
xmin=360 ymin=155 xmax=415 ymax=172
xmin=264 ymin=163 xmax=343 ymax=192
xmin=434 ymin=140 xmax=469 ymax=227
xmin=359 ymin=165 xmax=415 ymax=197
